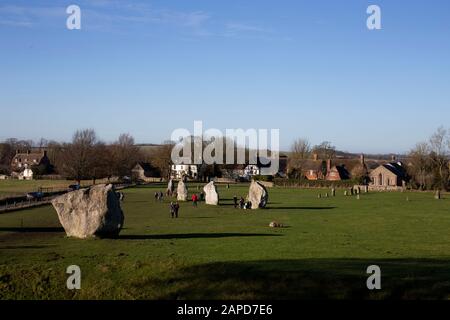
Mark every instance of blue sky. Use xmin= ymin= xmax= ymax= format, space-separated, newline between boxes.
xmin=0 ymin=0 xmax=449 ymax=153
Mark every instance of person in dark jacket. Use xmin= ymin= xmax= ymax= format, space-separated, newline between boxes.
xmin=174 ymin=202 xmax=180 ymax=218
xmin=169 ymin=202 xmax=175 ymax=218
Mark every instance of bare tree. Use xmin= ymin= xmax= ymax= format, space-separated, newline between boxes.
xmin=111 ymin=133 xmax=141 ymax=178
xmin=36 ymin=138 xmax=48 ymax=150
xmin=0 ymin=138 xmax=33 ymax=174
xmin=59 ymin=129 xmax=99 ymax=183
xmin=149 ymin=141 xmax=174 ymax=179
xmin=408 ymin=142 xmax=432 ymax=190
xmin=288 ymin=138 xmax=311 ymax=178
xmin=313 ymin=141 xmax=336 ymax=160
xmin=0 ymin=142 xmax=14 ymax=174
xmin=429 ymin=126 xmax=449 ymax=190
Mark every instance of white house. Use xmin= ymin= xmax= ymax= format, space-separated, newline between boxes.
xmin=244 ymin=164 xmax=260 ymax=177
xmin=19 ymin=167 xmax=34 ymax=180
xmin=171 ymin=164 xmax=198 ymax=179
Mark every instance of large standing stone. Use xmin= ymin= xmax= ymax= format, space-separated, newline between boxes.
xmin=203 ymin=181 xmax=219 ymax=205
xmin=51 ymin=184 xmax=124 ymax=239
xmin=248 ymin=181 xmax=269 ymax=209
xmin=177 ymin=180 xmax=188 ymax=201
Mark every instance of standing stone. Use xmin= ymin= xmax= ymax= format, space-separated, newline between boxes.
xmin=248 ymin=181 xmax=269 ymax=209
xmin=435 ymin=190 xmax=441 ymax=200
xmin=357 ymin=194 xmax=360 ymax=200
xmin=325 ymin=193 xmax=329 ymax=198
xmin=344 ymin=191 xmax=348 ymax=196
xmin=51 ymin=184 xmax=124 ymax=239
xmin=167 ymin=179 xmax=175 ymax=196
xmin=364 ymin=185 xmax=369 ymax=193
xmin=318 ymin=194 xmax=322 ymax=199
xmin=331 ymin=188 xmax=336 ymax=197
xmin=269 ymin=221 xmax=284 ymax=228
xmin=177 ymin=180 xmax=188 ymax=201
xmin=204 ymin=181 xmax=219 ymax=205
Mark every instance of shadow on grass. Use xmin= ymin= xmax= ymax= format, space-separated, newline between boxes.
xmin=0 ymin=245 xmax=55 ymax=249
xmin=268 ymin=206 xmax=337 ymax=210
xmin=0 ymin=227 xmax=64 ymax=233
xmin=120 ymin=233 xmax=282 ymax=240
xmin=189 ymin=217 xmax=216 ymax=219
xmin=139 ymin=258 xmax=450 ymax=300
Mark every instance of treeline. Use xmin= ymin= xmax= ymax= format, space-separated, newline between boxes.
xmin=407 ymin=127 xmax=450 ymax=191
xmin=0 ymin=129 xmax=173 ymax=182
xmin=0 ymin=130 xmax=244 ymax=182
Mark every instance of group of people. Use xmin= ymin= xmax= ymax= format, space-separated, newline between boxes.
xmin=155 ymin=190 xmax=203 ymax=219
xmin=158 ymin=189 xmax=255 ymax=218
xmin=233 ymin=195 xmax=252 ymax=210
xmin=154 ymin=191 xmax=164 ymax=202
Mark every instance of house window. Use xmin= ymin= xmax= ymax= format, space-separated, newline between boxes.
xmin=378 ymin=173 xmax=383 ymax=186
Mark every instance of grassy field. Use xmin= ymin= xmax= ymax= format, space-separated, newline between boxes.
xmin=0 ymin=179 xmax=109 ymax=199
xmin=1 ymin=183 xmax=450 ymax=300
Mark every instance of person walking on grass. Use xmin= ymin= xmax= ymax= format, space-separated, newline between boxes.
xmin=169 ymin=202 xmax=175 ymax=218
xmin=159 ymin=191 xmax=164 ymax=202
xmin=233 ymin=195 xmax=238 ymax=208
xmin=192 ymin=194 xmax=198 ymax=207
xmin=174 ymin=202 xmax=180 ymax=218
xmin=239 ymin=197 xmax=245 ymax=209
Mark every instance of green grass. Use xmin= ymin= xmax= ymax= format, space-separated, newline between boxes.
xmin=0 ymin=179 xmax=108 ymax=199
xmin=1 ymin=183 xmax=450 ymax=300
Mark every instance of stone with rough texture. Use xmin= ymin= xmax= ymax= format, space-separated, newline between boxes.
xmin=269 ymin=221 xmax=284 ymax=228
xmin=203 ymin=181 xmax=219 ymax=205
xmin=177 ymin=180 xmax=188 ymax=201
xmin=248 ymin=181 xmax=269 ymax=209
xmin=167 ymin=179 xmax=175 ymax=195
xmin=435 ymin=190 xmax=441 ymax=200
xmin=51 ymin=184 xmax=124 ymax=239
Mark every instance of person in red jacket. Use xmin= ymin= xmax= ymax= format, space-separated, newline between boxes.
xmin=192 ymin=194 xmax=198 ymax=207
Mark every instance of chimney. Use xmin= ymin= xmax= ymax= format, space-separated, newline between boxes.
xmin=360 ymin=154 xmax=365 ymax=165
xmin=313 ymin=153 xmax=318 ymax=161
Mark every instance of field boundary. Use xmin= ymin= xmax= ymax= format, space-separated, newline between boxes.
xmin=0 ymin=183 xmax=135 ymax=214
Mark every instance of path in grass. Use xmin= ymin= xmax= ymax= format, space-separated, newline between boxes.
xmin=1 ymin=183 xmax=450 ymax=299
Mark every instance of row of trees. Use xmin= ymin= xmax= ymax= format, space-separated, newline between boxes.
xmin=0 ymin=130 xmax=146 ymax=182
xmin=408 ymin=127 xmax=450 ymax=191
xmin=287 ymin=139 xmax=337 ymax=179
xmin=0 ymin=130 xmax=277 ymax=183
xmin=288 ymin=127 xmax=450 ymax=191
xmin=57 ymin=130 xmax=143 ymax=182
